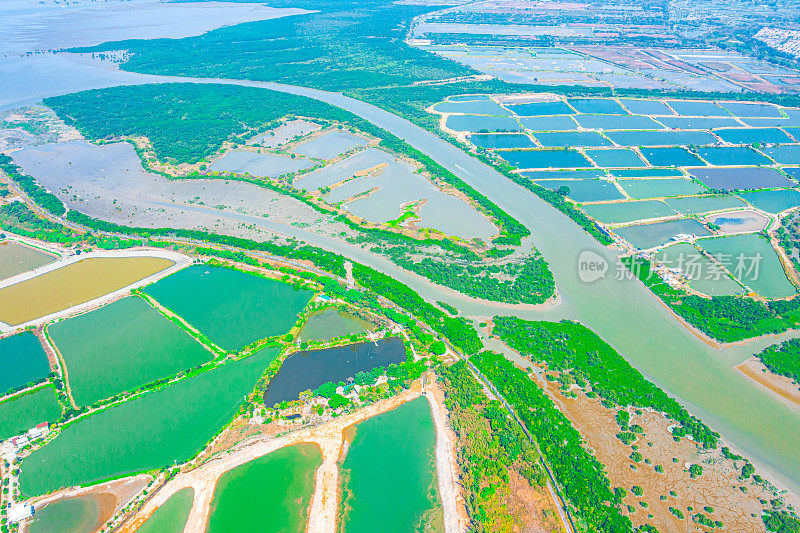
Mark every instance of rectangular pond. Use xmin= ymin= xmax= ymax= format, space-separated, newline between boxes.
xmin=50 ymin=297 xmax=213 ymax=406
xmin=573 ymin=114 xmax=662 ymax=130
xmin=740 ymin=189 xmax=800 ymax=213
xmin=500 ymin=149 xmax=591 ymax=169
xmin=263 ymin=337 xmax=407 ymax=407
xmin=18 ymin=347 xmax=278 ymax=497
xmin=0 ymin=386 xmax=61 ymax=441
xmin=618 ymin=99 xmax=675 ymax=115
xmin=0 ymin=241 xmax=56 ymax=281
xmin=0 ymin=257 xmax=174 ymax=326
xmin=433 ymin=100 xmax=512 ymax=115
xmin=584 ymin=149 xmax=646 ymax=168
xmin=759 ymin=145 xmax=800 ymax=164
xmin=689 ymin=167 xmax=795 ymax=190
xmin=567 ymin=98 xmax=627 ymax=114
xmin=291 ymin=131 xmax=369 ymax=160
xmin=640 ymin=147 xmax=705 ymax=167
xmin=666 ymin=195 xmax=749 ymax=214
xmin=339 ymin=398 xmax=438 ymax=533
xmin=519 ymin=115 xmax=577 ymax=131
xmin=697 ymin=234 xmax=796 ymax=298
xmin=145 ymin=265 xmax=313 ymax=352
xmin=532 ymin=179 xmax=624 ymax=202
xmin=615 ymin=219 xmax=711 ymax=250
xmin=207 ymin=443 xmax=321 ymax=533
xmin=666 ymin=100 xmax=728 ymax=116
xmin=657 ymin=116 xmax=741 ymax=129
xmin=607 ymin=130 xmax=718 ymax=147
xmin=445 ymin=114 xmax=521 ymax=132
xmin=299 ymin=307 xmax=375 ymax=343
xmin=697 ymin=146 xmax=772 ymax=166
xmin=533 ymin=131 xmax=612 ymax=148
xmin=211 ymin=150 xmax=313 ymax=178
xmin=506 ymin=100 xmax=573 ymax=116
xmin=469 ymin=133 xmax=535 ymax=149
xmin=714 ymin=128 xmax=794 ymax=145
xmin=619 ymin=178 xmax=706 ymax=199
xmin=611 ymin=168 xmax=685 ymax=178
xmin=0 ymin=332 xmax=50 ymax=396
xmin=523 ymin=169 xmax=605 ymax=180
xmin=719 ymin=102 xmax=784 ymax=118
xmin=249 ymin=120 xmax=321 ymax=148
xmin=582 ymin=200 xmax=677 ymax=223
xmin=655 ymin=243 xmax=745 ymax=296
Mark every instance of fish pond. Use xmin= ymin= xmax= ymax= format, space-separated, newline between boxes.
xmin=615 ymin=218 xmax=711 ymax=250
xmin=28 ymin=493 xmax=116 ymax=533
xmin=665 ymin=195 xmax=748 ymax=214
xmin=18 ymin=347 xmax=278 ymax=497
xmin=689 ymin=167 xmax=795 ymax=190
xmin=468 ymin=133 xmax=534 ymax=149
xmin=291 ymin=131 xmax=368 ymax=160
xmin=523 ymin=169 xmax=605 ymax=180
xmin=573 ymin=114 xmax=662 ymax=130
xmin=533 ymin=179 xmax=624 ymax=202
xmin=583 ymin=149 xmax=646 ymax=168
xmin=533 ymin=131 xmax=612 ymax=148
xmin=264 ymin=337 xmax=406 ymax=407
xmin=49 ymin=297 xmax=212 ymax=406
xmin=137 ymin=488 xmax=194 ymax=533
xmin=619 ymin=179 xmax=706 ymax=199
xmin=294 ymin=148 xmax=392 ymax=191
xmin=500 ymin=149 xmax=591 ymax=169
xmin=506 ymin=100 xmax=573 ymax=116
xmin=697 ymin=234 xmax=796 ymax=298
xmin=445 ymin=114 xmax=521 ymax=132
xmin=299 ymin=307 xmax=375 ymax=343
xmin=144 ymin=265 xmax=313 ymax=352
xmin=249 ymin=120 xmax=320 ymax=147
xmin=339 ymin=398 xmax=439 ymax=533
xmin=618 ymin=99 xmax=674 ymax=115
xmin=582 ymin=201 xmax=677 ymax=224
xmin=567 ymin=98 xmax=627 ymax=114
xmin=207 ymin=443 xmax=321 ymax=533
xmin=640 ymin=147 xmax=704 ymax=167
xmin=0 ymin=241 xmax=56 ymax=281
xmin=719 ymin=102 xmax=783 ymax=118
xmin=697 ymin=146 xmax=772 ymax=166
xmin=211 ymin=150 xmax=313 ymax=178
xmin=706 ymin=210 xmax=770 ymax=233
xmin=758 ymin=145 xmax=800 ymax=164
xmin=715 ymin=128 xmax=793 ymax=145
xmin=0 ymin=386 xmax=61 ymax=440
xmin=655 ymin=243 xmax=745 ymax=296
xmin=740 ymin=189 xmax=800 ymax=213
xmin=666 ymin=100 xmax=726 ymax=116
xmin=519 ymin=115 xmax=577 ymax=130
xmin=0 ymin=332 xmax=50 ymax=395
xmin=433 ymin=100 xmax=511 ymax=116
xmin=606 ymin=130 xmax=717 ymax=147
xmin=0 ymin=257 xmax=174 ymax=326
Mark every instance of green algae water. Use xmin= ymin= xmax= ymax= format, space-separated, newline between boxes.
xmin=19 ymin=347 xmax=279 ymax=497
xmin=299 ymin=307 xmax=374 ymax=343
xmin=0 ymin=331 xmax=50 ymax=395
xmin=339 ymin=398 xmax=438 ymax=533
xmin=144 ymin=264 xmax=313 ymax=351
xmin=137 ymin=488 xmax=194 ymax=533
xmin=49 ymin=297 xmax=212 ymax=405
xmin=0 ymin=386 xmax=61 ymax=440
xmin=207 ymin=444 xmax=321 ymax=533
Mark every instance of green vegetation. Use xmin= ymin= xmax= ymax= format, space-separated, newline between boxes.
xmin=351 ymin=264 xmax=482 ymax=354
xmin=0 ymin=386 xmax=61 ymax=440
xmin=340 ymin=397 xmax=439 ymax=533
xmin=492 ymin=317 xmax=719 ymax=447
xmin=207 ymin=444 xmax=321 ymax=533
xmin=472 ymin=350 xmax=631 ymax=531
xmin=755 ymin=338 xmax=800 ymax=385
xmin=72 ymin=0 xmax=473 ymax=90
xmin=49 ymin=297 xmax=213 ymax=406
xmin=19 ymin=348 xmax=277 ymax=497
xmin=0 ymin=154 xmax=65 ymax=216
xmin=764 ymin=510 xmax=800 ymax=532
xmin=144 ymin=264 xmax=313 ymax=351
xmin=622 ymin=256 xmax=800 ymax=342
xmin=438 ymin=362 xmax=546 ymax=531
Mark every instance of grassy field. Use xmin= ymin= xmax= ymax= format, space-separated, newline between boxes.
xmin=144 ymin=265 xmax=313 ymax=351
xmin=0 ymin=386 xmax=61 ymax=440
xmin=49 ymin=297 xmax=213 ymax=406
xmin=0 ymin=257 xmax=174 ymax=325
xmin=207 ymin=444 xmax=321 ymax=533
xmin=18 ymin=347 xmax=278 ymax=497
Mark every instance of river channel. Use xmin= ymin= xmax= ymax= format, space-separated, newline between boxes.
xmin=4 ymin=48 xmax=800 ymax=493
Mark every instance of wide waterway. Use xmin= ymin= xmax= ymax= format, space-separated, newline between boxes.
xmin=5 ymin=57 xmax=800 ymax=493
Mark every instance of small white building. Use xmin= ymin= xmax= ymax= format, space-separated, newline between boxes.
xmin=8 ymin=504 xmax=35 ymax=523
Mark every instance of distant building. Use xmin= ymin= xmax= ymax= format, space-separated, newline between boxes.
xmin=8 ymin=504 xmax=34 ymax=523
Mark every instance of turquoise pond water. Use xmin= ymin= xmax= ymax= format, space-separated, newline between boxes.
xmin=697 ymin=146 xmax=772 ymax=166
xmin=520 ymin=115 xmax=577 ymax=130
xmin=615 ymin=219 xmax=711 ymax=250
xmin=583 ymin=200 xmax=677 ymax=223
xmin=618 ymin=99 xmax=674 ymax=115
xmin=445 ymin=114 xmax=521 ymax=132
xmin=500 ymin=149 xmax=591 ymax=169
xmin=640 ymin=147 xmax=705 ymax=167
xmin=584 ymin=149 xmax=646 ymax=168
xmin=533 ymin=179 xmax=624 ymax=202
xmin=714 ymin=128 xmax=794 ymax=145
xmin=567 ymin=98 xmax=627 ymax=114
xmin=0 ymin=332 xmax=50 ymax=395
xmin=619 ymin=178 xmax=706 ymax=199
xmin=533 ymin=131 xmax=612 ymax=147
xmin=506 ymin=100 xmax=573 ymax=116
